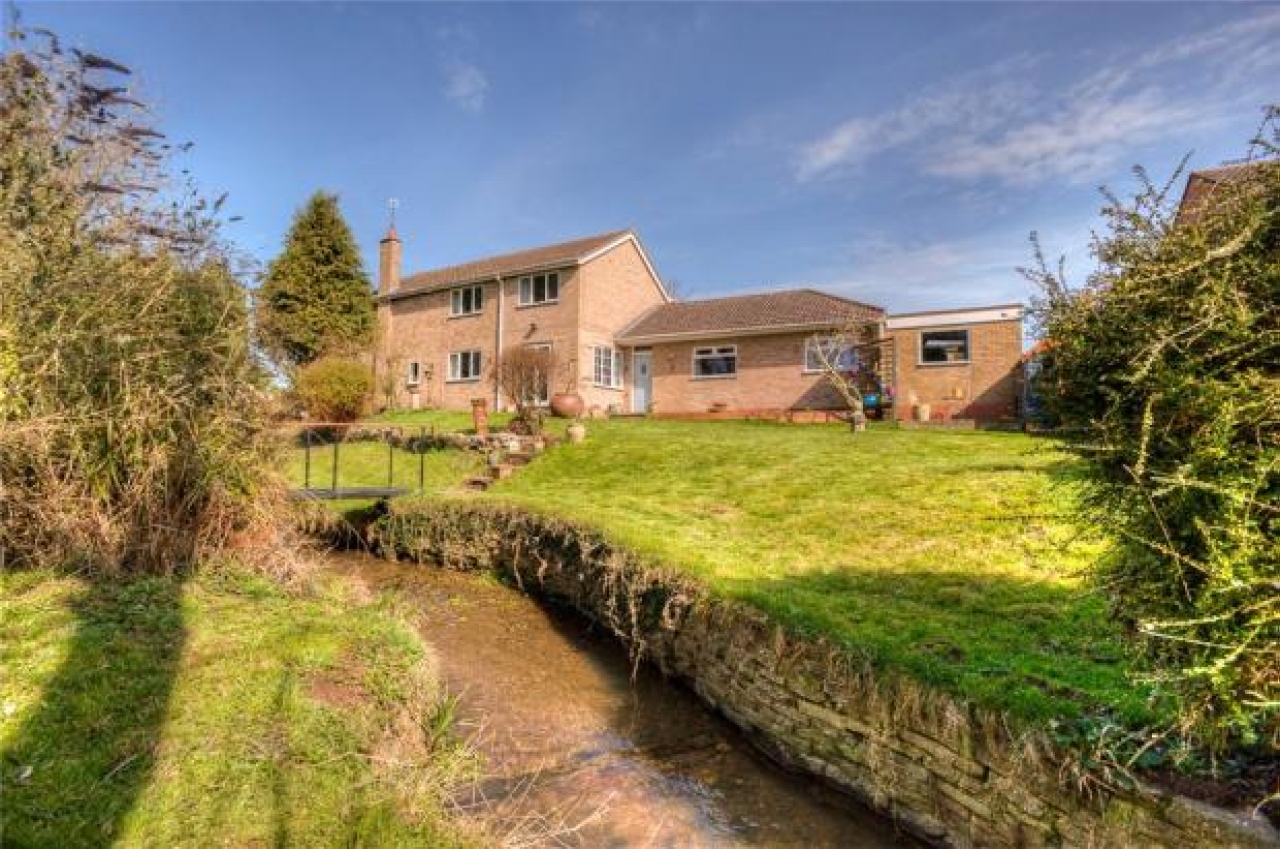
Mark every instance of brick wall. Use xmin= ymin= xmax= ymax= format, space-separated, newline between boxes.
xmin=889 ymin=319 xmax=1022 ymax=422
xmin=500 ymin=269 xmax=580 ymax=410
xmin=647 ymin=331 xmax=845 ymax=415
xmin=378 ymin=269 xmax=581 ymax=411
xmin=577 ymin=239 xmax=668 ymax=413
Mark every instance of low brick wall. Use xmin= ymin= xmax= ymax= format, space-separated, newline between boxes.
xmin=370 ymin=501 xmax=1278 ymax=849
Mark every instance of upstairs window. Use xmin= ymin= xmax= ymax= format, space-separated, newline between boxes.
xmin=693 ymin=345 xmax=737 ymax=378
xmin=592 ymin=346 xmax=622 ymax=389
xmin=406 ymin=361 xmax=421 ymax=386
xmin=920 ymin=330 xmax=970 ymax=364
xmin=450 ymin=285 xmax=483 ymax=316
xmin=518 ymin=272 xmax=560 ymax=306
xmin=448 ymin=350 xmax=482 ymax=382
xmin=804 ymin=336 xmax=858 ymax=373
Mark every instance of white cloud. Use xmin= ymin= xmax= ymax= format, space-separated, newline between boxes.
xmin=796 ymin=8 xmax=1280 ymax=187
xmin=444 ymin=63 xmax=488 ymax=113
xmin=796 ymin=61 xmax=1033 ymax=181
xmin=928 ymin=85 xmax=1205 ymax=186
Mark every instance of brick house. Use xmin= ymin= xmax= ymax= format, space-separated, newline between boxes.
xmin=375 ymin=229 xmax=670 ymax=412
xmin=375 ymin=228 xmax=1025 ymax=423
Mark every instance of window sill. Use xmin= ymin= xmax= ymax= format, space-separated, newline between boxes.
xmin=692 ymin=374 xmax=737 ymax=381
xmin=592 ymin=383 xmax=624 ymax=391
xmin=447 ymin=312 xmax=483 ymax=320
xmin=515 ymin=300 xmax=560 ymax=309
xmin=445 ymin=378 xmax=482 ymax=384
xmin=916 ymin=361 xmax=971 ymax=367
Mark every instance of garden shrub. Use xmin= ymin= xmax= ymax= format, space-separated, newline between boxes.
xmin=1026 ymin=112 xmax=1278 ymax=754
xmin=294 ymin=356 xmax=373 ymax=423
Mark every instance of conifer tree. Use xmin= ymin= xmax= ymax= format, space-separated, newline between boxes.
xmin=256 ymin=192 xmax=374 ymax=369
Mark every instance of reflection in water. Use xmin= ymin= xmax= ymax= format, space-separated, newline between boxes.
xmin=336 ymin=555 xmax=915 ymax=848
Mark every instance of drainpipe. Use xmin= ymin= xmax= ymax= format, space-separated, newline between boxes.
xmin=494 ymin=275 xmax=505 ymax=411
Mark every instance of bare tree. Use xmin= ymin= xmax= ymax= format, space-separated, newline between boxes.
xmin=491 ymin=347 xmax=553 ymax=435
xmin=807 ymin=321 xmax=887 ymax=432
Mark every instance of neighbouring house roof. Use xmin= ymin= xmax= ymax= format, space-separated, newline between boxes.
xmin=388 ymin=229 xmax=652 ymax=299
xmin=617 ymin=288 xmax=883 ymax=344
xmin=1175 ymin=161 xmax=1271 ymax=225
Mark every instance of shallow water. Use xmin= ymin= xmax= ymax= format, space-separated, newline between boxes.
xmin=337 ymin=554 xmax=916 ymax=848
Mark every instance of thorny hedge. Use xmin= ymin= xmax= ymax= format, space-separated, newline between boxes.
xmin=1026 ymin=111 xmax=1278 ymax=756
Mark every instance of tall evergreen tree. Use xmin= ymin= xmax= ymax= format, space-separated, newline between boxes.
xmin=256 ymin=192 xmax=374 ymax=369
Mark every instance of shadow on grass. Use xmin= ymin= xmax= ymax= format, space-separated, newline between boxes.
xmin=1 ymin=574 xmax=188 ymax=848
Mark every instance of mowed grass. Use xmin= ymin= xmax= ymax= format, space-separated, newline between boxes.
xmin=366 ymin=408 xmax=515 ymax=433
xmin=484 ymin=419 xmax=1156 ymax=727
xmin=0 ymin=566 xmax=475 ymax=848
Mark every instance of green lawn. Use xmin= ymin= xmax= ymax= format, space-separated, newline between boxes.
xmin=281 ymin=435 xmax=486 ymax=495
xmin=0 ymin=565 xmax=476 ymax=848
xmin=366 ymin=408 xmax=516 ymax=432
xmin=478 ymin=419 xmax=1155 ymax=727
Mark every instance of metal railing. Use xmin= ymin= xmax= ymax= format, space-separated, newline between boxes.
xmin=284 ymin=422 xmax=433 ymax=500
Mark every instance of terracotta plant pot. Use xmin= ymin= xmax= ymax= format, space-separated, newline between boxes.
xmin=550 ymin=392 xmax=584 ymax=419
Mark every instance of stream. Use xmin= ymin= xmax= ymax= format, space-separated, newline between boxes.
xmin=335 ymin=553 xmax=917 ymax=848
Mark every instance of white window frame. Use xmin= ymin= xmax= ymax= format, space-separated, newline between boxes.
xmin=518 ymin=271 xmax=560 ymax=306
xmin=406 ymin=361 xmax=421 ymax=386
xmin=804 ymin=336 xmax=857 ymax=374
xmin=919 ymin=329 xmax=971 ymax=365
xmin=692 ymin=345 xmax=737 ymax=379
xmin=447 ymin=350 xmax=483 ymax=383
xmin=592 ymin=345 xmax=623 ymax=390
xmin=450 ymin=285 xmax=484 ymax=317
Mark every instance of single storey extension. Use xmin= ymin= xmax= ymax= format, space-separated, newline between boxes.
xmin=374 ymin=227 xmax=1025 ymax=424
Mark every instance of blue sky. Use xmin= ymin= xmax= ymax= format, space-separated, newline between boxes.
xmin=22 ymin=2 xmax=1280 ymax=312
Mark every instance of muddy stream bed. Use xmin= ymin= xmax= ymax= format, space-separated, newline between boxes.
xmin=334 ymin=553 xmax=916 ymax=848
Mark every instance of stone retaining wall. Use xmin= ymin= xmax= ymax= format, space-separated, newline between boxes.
xmin=369 ymin=500 xmax=1278 ymax=849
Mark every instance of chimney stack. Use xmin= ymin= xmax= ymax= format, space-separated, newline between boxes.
xmin=378 ymin=226 xmax=402 ymax=296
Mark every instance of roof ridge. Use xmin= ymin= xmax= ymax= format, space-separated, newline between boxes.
xmin=617 ymin=286 xmax=885 ymax=342
xmin=666 ymin=286 xmax=827 ymax=305
xmin=401 ymin=229 xmax=631 ymax=283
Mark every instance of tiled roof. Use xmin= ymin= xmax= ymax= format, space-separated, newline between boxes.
xmin=1175 ymin=161 xmax=1270 ymax=225
xmin=393 ymin=230 xmax=630 ymax=296
xmin=618 ymin=288 xmax=883 ymax=342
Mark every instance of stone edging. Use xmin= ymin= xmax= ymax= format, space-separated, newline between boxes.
xmin=367 ymin=499 xmax=1279 ymax=849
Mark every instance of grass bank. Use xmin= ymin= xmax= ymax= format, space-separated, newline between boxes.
xmin=472 ymin=419 xmax=1155 ymax=728
xmin=0 ymin=564 xmax=477 ymax=847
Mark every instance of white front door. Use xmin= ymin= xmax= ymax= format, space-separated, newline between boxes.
xmin=631 ymin=350 xmax=652 ymax=413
